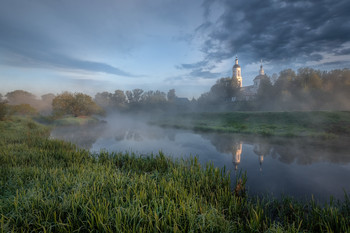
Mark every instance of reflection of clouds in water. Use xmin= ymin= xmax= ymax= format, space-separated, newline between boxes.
xmin=50 ymin=124 xmax=106 ymax=150
xmin=95 ymin=130 xmax=219 ymax=162
xmin=272 ymin=141 xmax=350 ymax=165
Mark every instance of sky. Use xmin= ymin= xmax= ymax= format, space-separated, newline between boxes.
xmin=0 ymin=0 xmax=350 ymax=99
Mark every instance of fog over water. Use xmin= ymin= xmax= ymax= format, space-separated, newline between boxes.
xmin=50 ymin=113 xmax=350 ymax=203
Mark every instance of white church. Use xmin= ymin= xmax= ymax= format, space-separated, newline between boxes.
xmin=231 ymin=57 xmax=269 ymax=101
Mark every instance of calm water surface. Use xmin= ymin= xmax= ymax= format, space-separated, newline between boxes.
xmin=51 ymin=115 xmax=350 ymax=202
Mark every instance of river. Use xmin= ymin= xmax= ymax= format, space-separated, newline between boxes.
xmin=50 ymin=115 xmax=350 ymax=203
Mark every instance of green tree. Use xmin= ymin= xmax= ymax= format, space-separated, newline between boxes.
xmin=9 ymin=104 xmax=38 ymax=116
xmin=321 ymin=69 xmax=350 ymax=109
xmin=297 ymin=68 xmax=322 ymax=90
xmin=210 ymin=77 xmax=240 ymax=102
xmin=111 ymin=90 xmax=127 ymax=107
xmin=52 ymin=92 xmax=74 ymax=116
xmin=273 ymin=69 xmax=297 ymax=108
xmin=52 ymin=92 xmax=103 ymax=117
xmin=274 ymin=69 xmax=297 ymax=91
xmin=126 ymin=89 xmax=144 ymax=103
xmin=256 ymin=76 xmax=274 ymax=108
xmin=95 ymin=92 xmax=112 ymax=108
xmin=41 ymin=93 xmax=56 ymax=103
xmin=142 ymin=90 xmax=167 ymax=104
xmin=197 ymin=92 xmax=217 ymax=105
xmin=167 ymin=89 xmax=177 ymax=102
xmin=5 ymin=90 xmax=37 ymax=105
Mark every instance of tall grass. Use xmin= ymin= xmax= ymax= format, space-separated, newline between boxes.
xmin=1 ymin=117 xmax=350 ymax=232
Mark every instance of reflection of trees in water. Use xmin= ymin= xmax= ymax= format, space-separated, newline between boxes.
xmin=271 ymin=139 xmax=350 ymax=165
xmin=52 ymin=123 xmax=178 ymax=151
xmin=167 ymin=131 xmax=176 ymax=141
xmin=201 ymin=132 xmax=350 ymax=170
xmin=114 ymin=127 xmax=177 ymax=142
xmin=51 ymin=124 xmax=105 ymax=150
xmin=114 ymin=131 xmax=125 ymax=141
xmin=125 ymin=130 xmax=143 ymax=141
xmin=203 ymin=133 xmax=241 ymax=154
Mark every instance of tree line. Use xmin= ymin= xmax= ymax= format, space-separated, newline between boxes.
xmin=198 ymin=68 xmax=350 ymax=111
xmin=261 ymin=68 xmax=350 ymax=110
xmin=0 ymin=88 xmax=184 ymax=119
xmin=95 ymin=89 xmax=174 ymax=108
xmin=1 ymin=67 xmax=349 ymax=119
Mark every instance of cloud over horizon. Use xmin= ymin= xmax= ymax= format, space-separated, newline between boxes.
xmin=0 ymin=0 xmax=349 ymax=97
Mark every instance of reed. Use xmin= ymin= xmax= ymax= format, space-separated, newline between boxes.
xmin=1 ymin=117 xmax=350 ymax=232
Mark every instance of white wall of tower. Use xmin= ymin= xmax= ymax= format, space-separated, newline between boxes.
xmin=232 ymin=57 xmax=242 ymax=87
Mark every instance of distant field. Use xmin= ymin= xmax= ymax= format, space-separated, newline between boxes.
xmin=156 ymin=111 xmax=350 ymax=138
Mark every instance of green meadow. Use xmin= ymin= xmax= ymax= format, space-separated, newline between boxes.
xmin=1 ymin=117 xmax=350 ymax=232
xmin=156 ymin=111 xmax=350 ymax=138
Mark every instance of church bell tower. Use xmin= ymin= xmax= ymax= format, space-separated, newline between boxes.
xmin=232 ymin=56 xmax=242 ymax=87
xmin=259 ymin=59 xmax=264 ymax=75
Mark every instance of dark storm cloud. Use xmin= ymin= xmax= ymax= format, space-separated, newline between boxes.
xmin=167 ymin=67 xmax=220 ymax=81
xmin=316 ymin=60 xmax=350 ymax=68
xmin=176 ymin=59 xmax=221 ymax=79
xmin=189 ymin=68 xmax=220 ymax=79
xmin=176 ymin=60 xmax=209 ymax=70
xmin=200 ymin=0 xmax=350 ymax=64
xmin=335 ymin=48 xmax=350 ymax=55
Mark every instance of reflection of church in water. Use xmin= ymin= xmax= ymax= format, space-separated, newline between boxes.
xmin=232 ymin=142 xmax=269 ymax=172
xmin=232 ymin=143 xmax=242 ymax=171
xmin=201 ymin=134 xmax=272 ymax=172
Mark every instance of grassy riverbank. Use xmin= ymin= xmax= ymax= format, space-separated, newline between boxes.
xmin=1 ymin=117 xmax=350 ymax=232
xmin=34 ymin=115 xmax=101 ymax=126
xmin=156 ymin=111 xmax=350 ymax=138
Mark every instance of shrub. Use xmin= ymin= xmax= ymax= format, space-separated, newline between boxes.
xmin=8 ymin=104 xmax=38 ymax=116
xmin=52 ymin=92 xmax=104 ymax=117
xmin=0 ymin=102 xmax=7 ymax=120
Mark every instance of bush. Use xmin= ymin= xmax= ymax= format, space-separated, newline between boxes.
xmin=8 ymin=104 xmax=38 ymax=116
xmin=0 ymin=102 xmax=8 ymax=120
xmin=52 ymin=92 xmax=104 ymax=117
